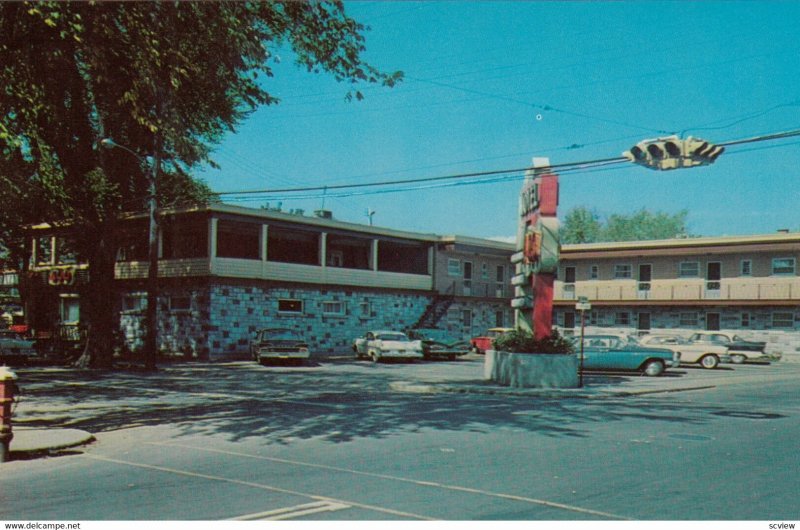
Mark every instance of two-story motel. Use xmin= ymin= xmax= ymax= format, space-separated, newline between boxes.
xmin=25 ymin=203 xmax=514 ymax=360
xmin=554 ymin=232 xmax=800 ymax=355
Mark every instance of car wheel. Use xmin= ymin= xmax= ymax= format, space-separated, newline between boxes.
xmin=370 ymin=351 xmax=380 ymax=363
xmin=730 ymin=354 xmax=746 ymax=364
xmin=642 ymin=359 xmax=665 ymax=376
xmin=700 ymin=354 xmax=719 ymax=369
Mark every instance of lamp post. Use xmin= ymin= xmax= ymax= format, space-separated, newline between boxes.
xmin=575 ymin=296 xmax=591 ymax=388
xmin=100 ymin=138 xmax=160 ymax=371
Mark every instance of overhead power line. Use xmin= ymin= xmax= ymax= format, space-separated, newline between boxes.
xmin=215 ymin=127 xmax=800 ymax=202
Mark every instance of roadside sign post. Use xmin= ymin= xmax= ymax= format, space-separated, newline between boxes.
xmin=576 ymin=297 xmax=591 ymax=388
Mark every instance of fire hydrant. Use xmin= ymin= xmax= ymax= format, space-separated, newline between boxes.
xmin=0 ymin=366 xmax=19 ymax=463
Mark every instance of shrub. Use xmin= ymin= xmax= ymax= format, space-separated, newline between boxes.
xmin=492 ymin=329 xmax=574 ymax=354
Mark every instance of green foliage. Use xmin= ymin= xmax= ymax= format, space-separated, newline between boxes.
xmin=493 ymin=329 xmax=574 ymax=354
xmin=0 ymin=1 xmax=401 ymax=366
xmin=561 ymin=206 xmax=691 ymax=244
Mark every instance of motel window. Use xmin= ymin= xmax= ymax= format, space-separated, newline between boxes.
xmin=35 ymin=236 xmax=53 ymax=266
xmin=327 ymin=234 xmax=371 ymax=270
xmin=122 ymin=293 xmax=147 ymax=313
xmin=678 ymin=261 xmax=700 ymax=278
xmin=216 ymin=220 xmax=261 ymax=260
xmin=613 ymin=264 xmax=632 ymax=279
xmin=359 ymin=301 xmax=372 ymax=319
xmin=377 ymin=241 xmax=429 ymax=275
xmin=772 ymin=312 xmax=795 ymax=329
xmin=481 ymin=263 xmax=489 ymax=280
xmin=462 ymin=309 xmax=473 ymax=328
xmin=680 ymin=312 xmax=700 ymax=327
xmin=322 ymin=301 xmax=346 ymax=316
xmin=615 ymin=312 xmax=630 ymax=326
xmin=590 ymin=265 xmax=599 ymax=280
xmin=564 ymin=266 xmax=576 ymax=284
xmin=772 ymin=258 xmax=796 ymax=276
xmin=740 ymin=260 xmax=752 ymax=277
xmin=169 ymin=295 xmax=191 ymax=312
xmin=448 ymin=259 xmax=461 ymax=277
xmin=162 ymin=217 xmax=208 ymax=259
xmin=495 ymin=310 xmax=506 ymax=328
xmin=268 ymin=227 xmax=319 ymax=265
xmin=447 ymin=308 xmax=460 ymax=322
xmin=55 ymin=237 xmax=80 ymax=265
xmin=741 ymin=312 xmax=751 ymax=328
xmin=496 ymin=265 xmax=505 ymax=282
xmin=278 ymin=299 xmax=304 ymax=314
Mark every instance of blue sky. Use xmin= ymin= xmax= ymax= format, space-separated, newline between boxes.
xmin=197 ymin=1 xmax=800 ymax=241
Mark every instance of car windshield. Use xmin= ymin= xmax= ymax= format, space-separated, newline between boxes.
xmin=261 ymin=329 xmax=300 ymax=340
xmin=0 ymin=331 xmax=22 ymax=339
xmin=376 ymin=333 xmax=408 ymax=342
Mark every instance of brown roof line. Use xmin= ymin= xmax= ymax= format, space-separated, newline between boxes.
xmin=562 ymin=232 xmax=800 ymax=253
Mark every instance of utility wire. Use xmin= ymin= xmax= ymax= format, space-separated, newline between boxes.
xmin=215 ymin=127 xmax=800 ymax=201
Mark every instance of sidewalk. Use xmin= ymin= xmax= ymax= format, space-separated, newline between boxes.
xmin=8 ymin=427 xmax=95 ymax=459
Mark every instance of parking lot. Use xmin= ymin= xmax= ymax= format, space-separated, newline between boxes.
xmin=2 ymin=355 xmax=799 ymax=520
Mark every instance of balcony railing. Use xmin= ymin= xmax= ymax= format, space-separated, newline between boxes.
xmin=556 ymin=277 xmax=800 ymax=302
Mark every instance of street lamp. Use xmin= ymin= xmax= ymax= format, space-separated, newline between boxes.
xmin=100 ymin=138 xmax=160 ymax=371
xmin=575 ymin=296 xmax=591 ymax=388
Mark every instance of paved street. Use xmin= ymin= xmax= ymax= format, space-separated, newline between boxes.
xmin=1 ymin=356 xmax=799 ymax=521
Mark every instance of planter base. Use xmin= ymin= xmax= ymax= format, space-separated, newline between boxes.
xmin=484 ymin=350 xmax=579 ymax=389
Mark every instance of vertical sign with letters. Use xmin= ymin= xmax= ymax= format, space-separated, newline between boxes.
xmin=512 ymin=158 xmax=560 ymax=339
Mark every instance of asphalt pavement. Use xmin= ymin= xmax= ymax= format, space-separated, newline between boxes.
xmin=3 ymin=353 xmax=792 ymax=460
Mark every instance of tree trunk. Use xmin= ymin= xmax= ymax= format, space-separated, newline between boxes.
xmin=74 ymin=222 xmax=119 ymax=369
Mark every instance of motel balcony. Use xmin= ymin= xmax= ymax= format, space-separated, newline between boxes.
xmin=555 ymin=277 xmax=800 ymax=304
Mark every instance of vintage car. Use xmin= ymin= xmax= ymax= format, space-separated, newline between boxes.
xmin=574 ymin=334 xmax=680 ymax=376
xmin=249 ymin=328 xmax=310 ymax=365
xmin=639 ymin=334 xmax=729 ymax=369
xmin=407 ymin=329 xmax=470 ymax=361
xmin=688 ymin=331 xmax=768 ymax=364
xmin=0 ymin=329 xmax=37 ymax=365
xmin=353 ymin=330 xmax=424 ymax=362
xmin=470 ymin=327 xmax=514 ymax=354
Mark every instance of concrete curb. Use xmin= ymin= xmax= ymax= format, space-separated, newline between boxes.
xmin=8 ymin=427 xmax=95 ymax=459
xmin=389 ymin=380 xmax=717 ymax=398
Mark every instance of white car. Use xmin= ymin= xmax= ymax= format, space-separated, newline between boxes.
xmin=688 ymin=331 xmax=768 ymax=364
xmin=639 ymin=334 xmax=729 ymax=369
xmin=353 ymin=330 xmax=424 ymax=363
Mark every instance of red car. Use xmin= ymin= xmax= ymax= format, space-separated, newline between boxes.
xmin=470 ymin=327 xmax=514 ymax=354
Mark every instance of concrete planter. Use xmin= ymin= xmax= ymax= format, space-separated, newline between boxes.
xmin=484 ymin=350 xmax=579 ymax=389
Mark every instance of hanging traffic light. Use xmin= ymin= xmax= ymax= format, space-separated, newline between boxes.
xmin=623 ymin=135 xmax=724 ymax=170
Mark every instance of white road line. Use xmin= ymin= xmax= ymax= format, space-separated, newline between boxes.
xmin=230 ymin=500 xmax=350 ymax=521
xmin=148 ymin=441 xmax=631 ymax=520
xmin=81 ymin=453 xmax=433 ymax=521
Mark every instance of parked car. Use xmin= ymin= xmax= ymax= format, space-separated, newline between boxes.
xmin=470 ymin=327 xmax=514 ymax=354
xmin=688 ymin=331 xmax=768 ymax=364
xmin=250 ymin=328 xmax=310 ymax=365
xmin=639 ymin=334 xmax=729 ymax=369
xmin=353 ymin=330 xmax=424 ymax=362
xmin=0 ymin=329 xmax=37 ymax=366
xmin=574 ymin=334 xmax=680 ymax=376
xmin=407 ymin=329 xmax=470 ymax=361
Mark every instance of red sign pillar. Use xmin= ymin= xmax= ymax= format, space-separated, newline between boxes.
xmin=514 ymin=160 xmax=560 ymax=340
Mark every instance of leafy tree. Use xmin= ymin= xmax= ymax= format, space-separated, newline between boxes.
xmin=560 ymin=206 xmax=602 ymax=244
xmin=561 ymin=207 xmax=691 ymax=243
xmin=0 ymin=1 xmax=401 ymax=368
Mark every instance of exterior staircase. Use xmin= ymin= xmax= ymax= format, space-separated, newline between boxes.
xmin=413 ymin=283 xmax=456 ymax=329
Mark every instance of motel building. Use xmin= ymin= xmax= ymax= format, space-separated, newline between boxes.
xmin=24 ymin=204 xmax=515 ymax=360
xmin=553 ymin=231 xmax=800 ymax=356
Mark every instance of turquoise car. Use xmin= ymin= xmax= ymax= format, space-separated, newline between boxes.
xmin=574 ymin=334 xmax=680 ymax=376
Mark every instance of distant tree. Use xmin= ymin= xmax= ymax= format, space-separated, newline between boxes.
xmin=560 ymin=206 xmax=602 ymax=244
xmin=561 ymin=207 xmax=691 ymax=243
xmin=0 ymin=1 xmax=401 ymax=368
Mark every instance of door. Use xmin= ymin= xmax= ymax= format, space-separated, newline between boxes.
xmin=706 ymin=262 xmax=721 ymax=297
xmin=564 ymin=266 xmax=576 ymax=298
xmin=706 ymin=312 xmax=721 ymax=331
xmin=637 ymin=312 xmax=651 ymax=333
xmin=463 ymin=261 xmax=473 ymax=296
xmin=638 ymin=264 xmax=652 ymax=298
